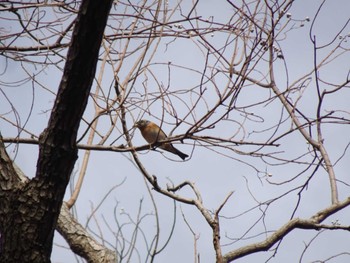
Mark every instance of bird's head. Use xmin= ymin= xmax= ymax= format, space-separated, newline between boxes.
xmin=134 ymin=119 xmax=149 ymax=129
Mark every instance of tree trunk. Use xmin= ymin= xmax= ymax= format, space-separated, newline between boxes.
xmin=0 ymin=0 xmax=113 ymax=262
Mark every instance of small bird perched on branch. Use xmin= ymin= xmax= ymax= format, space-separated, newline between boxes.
xmin=134 ymin=119 xmax=189 ymax=160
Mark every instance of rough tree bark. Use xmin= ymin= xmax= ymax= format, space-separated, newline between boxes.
xmin=57 ymin=203 xmax=117 ymax=262
xmin=0 ymin=0 xmax=113 ymax=262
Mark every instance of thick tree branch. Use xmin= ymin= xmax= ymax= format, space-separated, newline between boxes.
xmin=57 ymin=202 xmax=117 ymax=263
xmin=0 ymin=134 xmax=25 ymax=190
xmin=222 ymin=197 xmax=350 ymax=262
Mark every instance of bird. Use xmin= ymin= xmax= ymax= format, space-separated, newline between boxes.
xmin=134 ymin=119 xmax=189 ymax=160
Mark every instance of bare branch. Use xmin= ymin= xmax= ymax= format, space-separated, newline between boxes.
xmin=223 ymin=197 xmax=350 ymax=262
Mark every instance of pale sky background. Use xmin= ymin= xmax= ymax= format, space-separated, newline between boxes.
xmin=1 ymin=0 xmax=350 ymax=262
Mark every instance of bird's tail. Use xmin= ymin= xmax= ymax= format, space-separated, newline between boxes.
xmin=160 ymin=143 xmax=189 ymax=160
xmin=173 ymin=147 xmax=189 ymax=160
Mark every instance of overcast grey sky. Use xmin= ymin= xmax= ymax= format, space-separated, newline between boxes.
xmin=1 ymin=0 xmax=350 ymax=262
